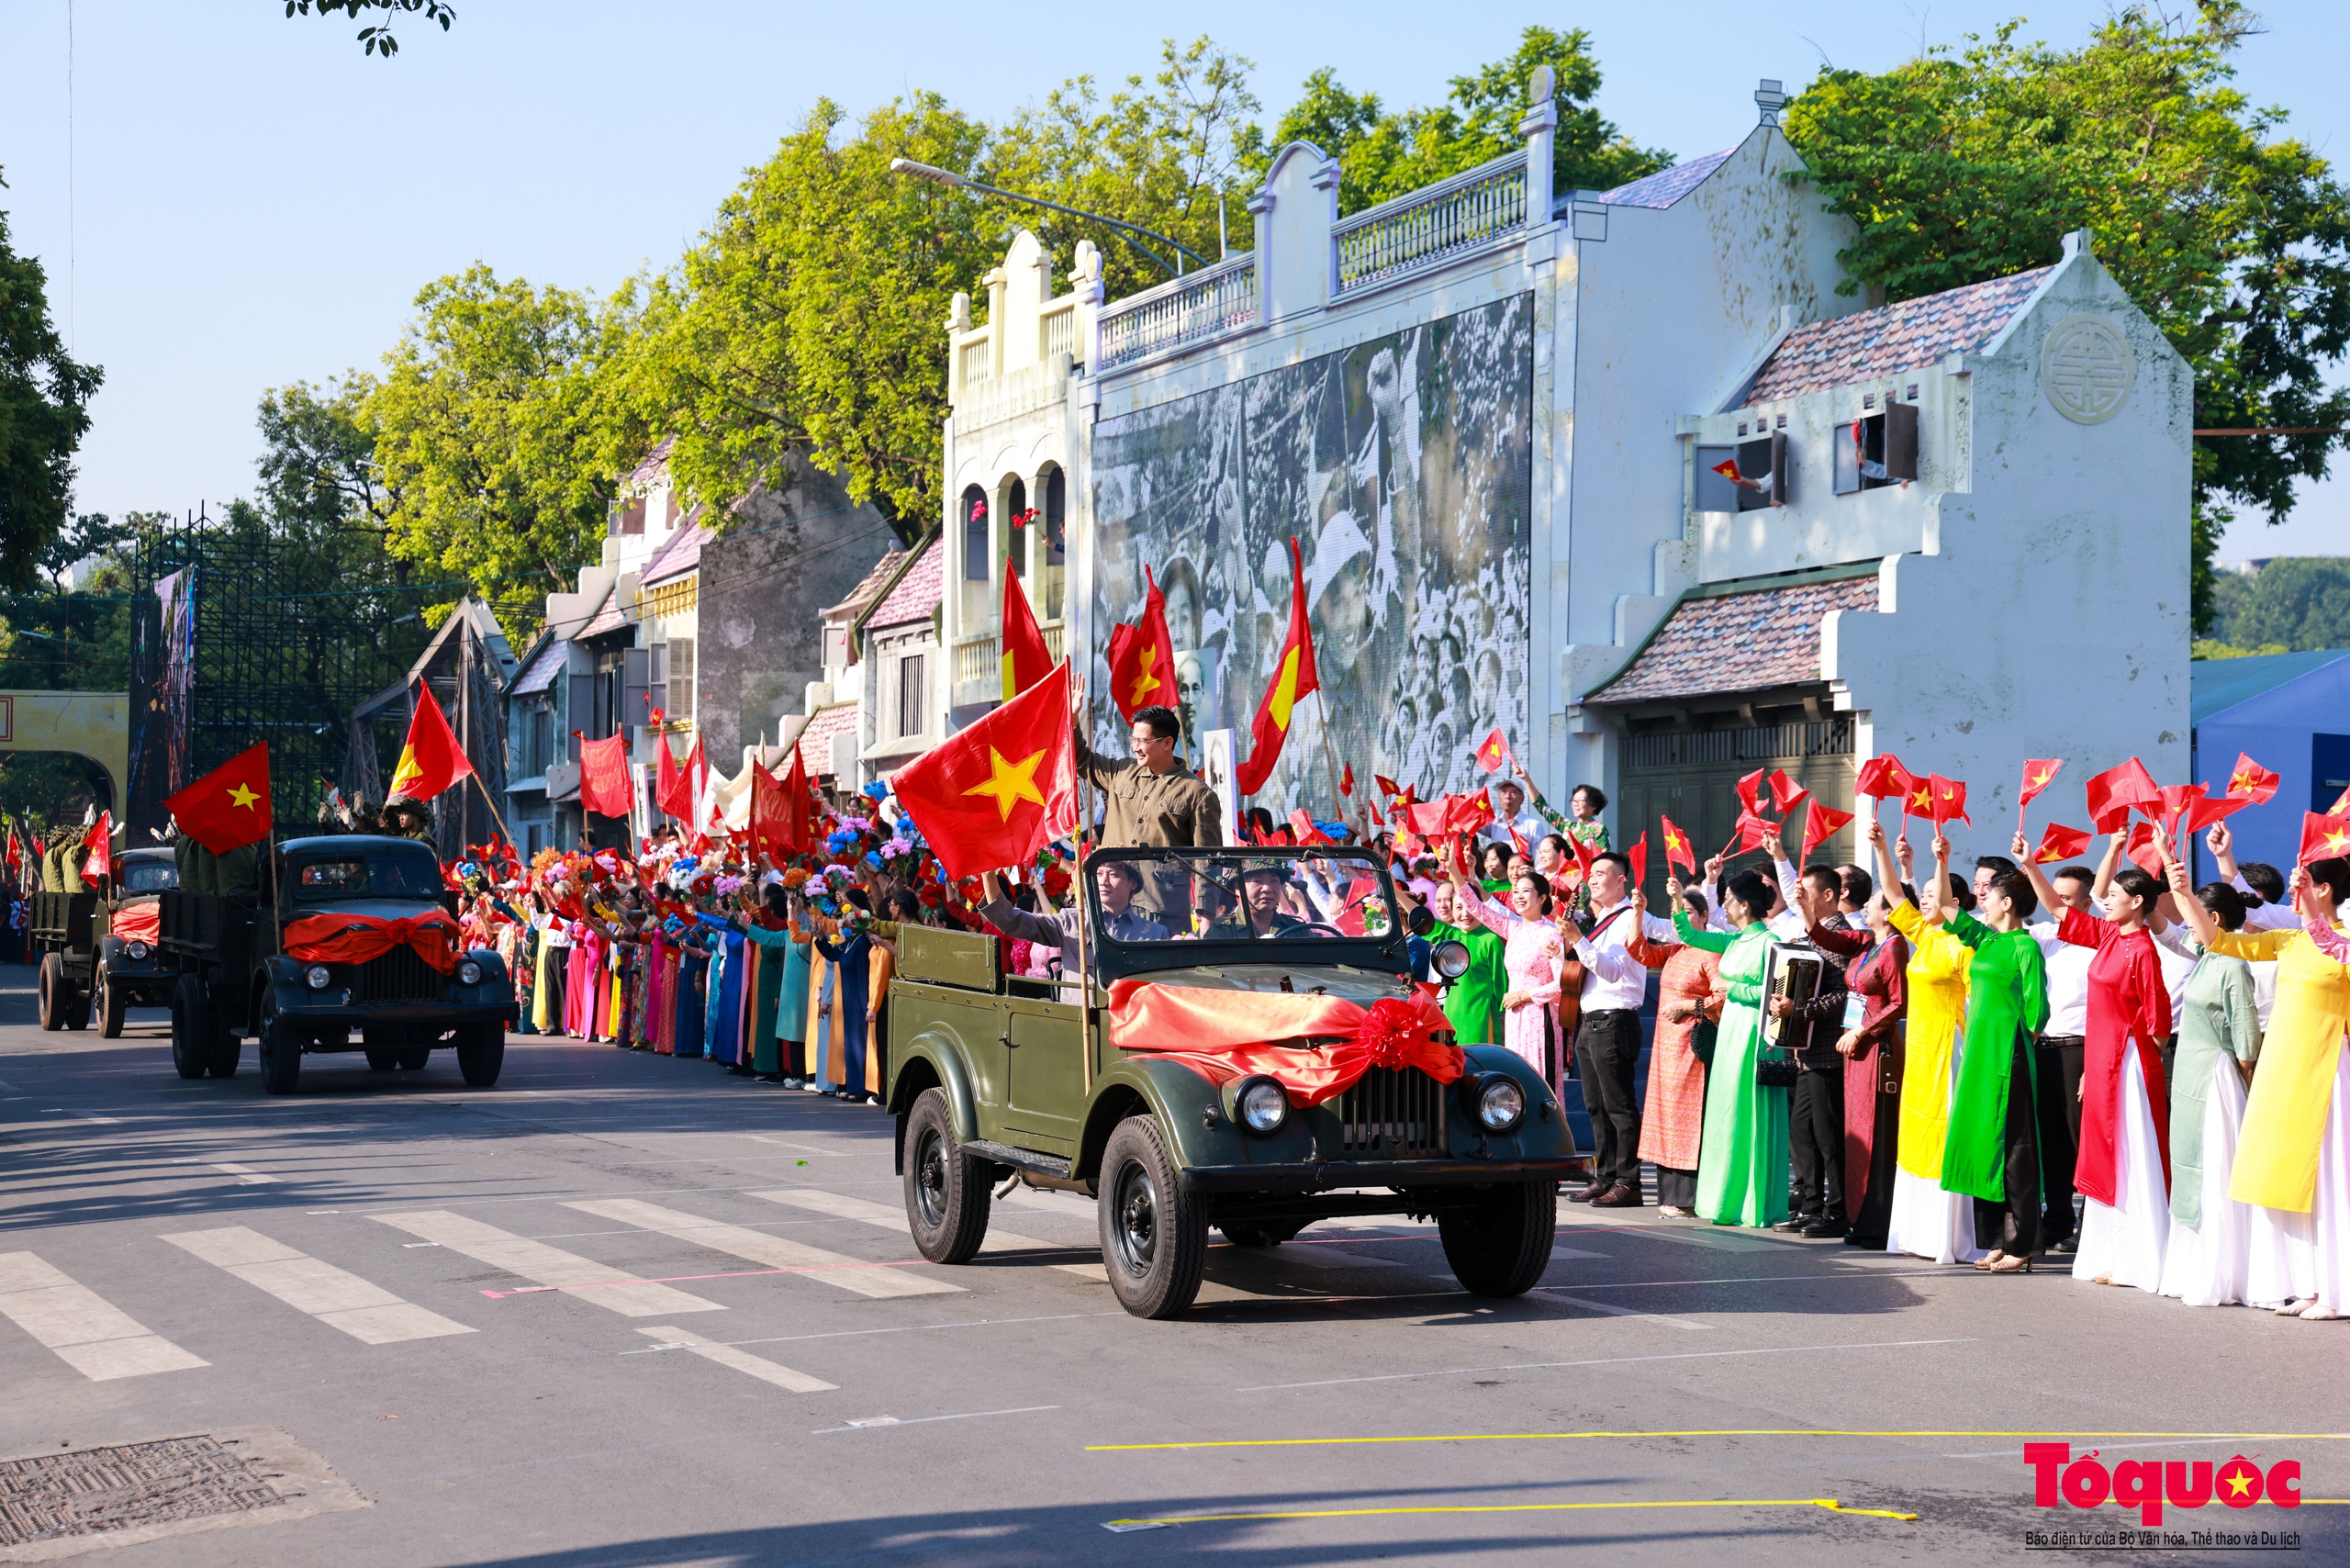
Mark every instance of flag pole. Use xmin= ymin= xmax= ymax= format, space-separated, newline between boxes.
xmin=468 ymin=773 xmax=519 ymax=861
xmin=1313 ymin=692 xmax=1348 ymax=830
xmin=1071 ymin=666 xmax=1095 ymax=1096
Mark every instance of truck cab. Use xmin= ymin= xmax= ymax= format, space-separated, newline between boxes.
xmin=886 ymin=846 xmax=1578 ymax=1318
xmin=161 ymin=834 xmax=517 ymax=1093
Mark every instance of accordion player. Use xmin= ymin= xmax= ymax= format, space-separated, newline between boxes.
xmin=1760 ymin=941 xmax=1825 ymax=1050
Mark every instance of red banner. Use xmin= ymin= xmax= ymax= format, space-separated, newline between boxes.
xmin=285 ymin=910 xmax=462 ymax=974
xmin=1105 ymin=980 xmax=1463 ymax=1107
xmin=109 ymin=902 xmax=161 ymax=944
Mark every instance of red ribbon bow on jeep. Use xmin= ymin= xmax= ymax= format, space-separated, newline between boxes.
xmin=284 ymin=910 xmax=462 ymax=974
xmin=1104 ymin=980 xmax=1462 ymax=1106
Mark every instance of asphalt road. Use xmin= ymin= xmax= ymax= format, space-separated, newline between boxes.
xmin=3 ymin=961 xmax=2344 ymax=1566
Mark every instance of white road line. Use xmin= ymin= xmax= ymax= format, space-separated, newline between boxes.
xmin=737 ymin=1135 xmax=845 ymax=1157
xmin=374 ymin=1210 xmax=724 ymax=1317
xmin=1536 ymin=1290 xmax=1710 ymax=1330
xmin=635 ymin=1326 xmax=836 ymax=1392
xmin=0 ymin=1251 xmax=209 ymax=1381
xmin=1552 ymin=1246 xmax=1610 ymax=1260
xmin=811 ymin=1404 xmax=1058 ymax=1436
xmin=173 ymin=1159 xmax=278 ymax=1184
xmin=161 ymin=1226 xmax=474 ymax=1345
xmin=747 ymin=1188 xmax=1102 ymax=1278
xmin=563 ymin=1199 xmax=962 ymax=1299
xmin=1238 ymin=1338 xmax=1980 ymax=1392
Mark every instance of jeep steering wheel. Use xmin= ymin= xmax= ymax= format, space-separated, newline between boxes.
xmin=1273 ymin=922 xmax=1345 ymax=939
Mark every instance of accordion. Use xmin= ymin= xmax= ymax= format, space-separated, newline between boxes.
xmin=1760 ymin=942 xmax=1824 ymax=1052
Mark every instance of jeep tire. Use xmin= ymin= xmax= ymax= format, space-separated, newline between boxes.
xmin=366 ymin=1050 xmax=399 ymax=1071
xmin=1099 ymin=1115 xmax=1207 ymax=1320
xmin=902 ymin=1088 xmax=991 ymax=1263
xmin=97 ymin=973 xmax=129 ymax=1038
xmin=456 ymin=1023 xmax=503 ymax=1087
xmin=1437 ymin=1179 xmax=1558 ymax=1297
xmin=258 ymin=992 xmax=302 ymax=1095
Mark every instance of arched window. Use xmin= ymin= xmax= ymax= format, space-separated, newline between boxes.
xmin=1037 ymin=465 xmax=1067 ymax=619
xmin=961 ymin=485 xmax=989 ymax=581
xmin=1002 ymin=476 xmax=1028 ymax=579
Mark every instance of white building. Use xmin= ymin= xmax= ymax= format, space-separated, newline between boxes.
xmin=935 ymin=73 xmax=2191 ymax=876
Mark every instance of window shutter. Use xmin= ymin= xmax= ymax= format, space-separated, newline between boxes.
xmin=1884 ymin=401 xmax=1919 ymax=481
xmin=621 ymin=647 xmax=652 ymax=730
xmin=1832 ymin=421 xmax=1862 ymax=495
xmin=1769 ymin=430 xmax=1790 ymax=505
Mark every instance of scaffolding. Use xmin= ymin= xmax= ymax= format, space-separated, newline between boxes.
xmin=127 ymin=516 xmax=439 ymax=839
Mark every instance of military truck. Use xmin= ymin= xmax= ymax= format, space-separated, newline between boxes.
xmin=887 ymin=846 xmax=1578 ymax=1319
xmin=28 ymin=844 xmax=175 ymax=1034
xmin=160 ymin=834 xmax=517 ymax=1093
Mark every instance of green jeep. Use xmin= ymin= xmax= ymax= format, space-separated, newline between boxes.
xmin=887 ymin=846 xmax=1577 ymax=1318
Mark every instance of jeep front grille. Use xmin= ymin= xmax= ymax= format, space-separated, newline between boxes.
xmin=1336 ymin=1067 xmax=1447 ymax=1159
xmin=352 ymin=948 xmax=443 ymax=1003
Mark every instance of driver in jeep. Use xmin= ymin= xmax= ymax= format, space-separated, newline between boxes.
xmin=1203 ymin=862 xmax=1315 ymax=939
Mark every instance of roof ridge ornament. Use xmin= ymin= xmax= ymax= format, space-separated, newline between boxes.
xmin=1754 ymin=79 xmax=1787 ymax=126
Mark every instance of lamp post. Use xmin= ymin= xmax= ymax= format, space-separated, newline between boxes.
xmin=888 ymin=158 xmax=1209 ymax=278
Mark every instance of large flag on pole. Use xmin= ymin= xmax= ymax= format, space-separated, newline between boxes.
xmin=165 ymin=742 xmax=275 ymax=853
xmin=1001 ymin=568 xmax=1055 ymax=703
xmin=1105 ymin=567 xmax=1178 ymax=722
xmin=387 ymin=686 xmax=474 ymax=803
xmin=578 ymin=734 xmax=632 ymax=818
xmin=893 ymin=661 xmax=1078 ymax=882
xmin=1234 ymin=537 xmax=1318 ymax=798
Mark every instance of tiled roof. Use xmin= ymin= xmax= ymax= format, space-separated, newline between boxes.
xmin=1587 ymin=575 xmax=1880 ymax=705
xmin=797 ymin=701 xmax=860 ymax=778
xmin=822 ymin=549 xmax=906 ymax=620
xmin=1594 ymin=149 xmax=1734 ymax=210
xmin=642 ymin=517 xmax=708 ymax=587
xmin=1742 ymin=267 xmax=2052 ymax=405
xmin=625 ymin=435 xmax=676 ymax=489
xmin=866 ymin=539 xmax=941 ymax=628
xmin=509 ymin=637 xmax=564 ymax=696
xmin=575 ymin=587 xmax=626 ymax=640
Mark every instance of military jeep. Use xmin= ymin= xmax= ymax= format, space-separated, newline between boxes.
xmin=887 ymin=846 xmax=1577 ymax=1318
xmin=28 ymin=846 xmax=180 ymax=1035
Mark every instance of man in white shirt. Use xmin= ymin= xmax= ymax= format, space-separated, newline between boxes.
xmin=1568 ymin=850 xmax=1678 ymax=1207
xmin=2028 ymin=861 xmax=2097 ymax=1253
xmin=2205 ymin=822 xmax=2295 ymax=932
xmin=1482 ymin=778 xmax=1549 ymax=849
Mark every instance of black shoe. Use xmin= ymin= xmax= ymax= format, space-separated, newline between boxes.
xmin=2052 ymin=1234 xmax=2078 ymax=1254
xmin=756 ymin=1072 xmax=782 ymax=1083
xmin=1590 ymin=1182 xmax=1643 ymax=1208
xmin=1802 ymin=1216 xmax=1845 ymax=1238
xmin=1567 ymin=1182 xmax=1608 ymax=1203
xmin=1773 ymin=1214 xmax=1813 ymax=1233
xmin=726 ymin=1063 xmax=755 ymax=1076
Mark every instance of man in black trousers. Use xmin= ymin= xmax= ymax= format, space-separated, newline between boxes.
xmin=1777 ymin=866 xmax=1856 ymax=1238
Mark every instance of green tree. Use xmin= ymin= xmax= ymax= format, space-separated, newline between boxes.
xmin=1781 ymin=2 xmax=2350 ymax=633
xmin=0 ymin=510 xmax=136 ymax=692
xmin=1251 ymin=27 xmax=1673 ymax=215
xmin=2201 ymin=556 xmax=2350 ymax=651
xmin=284 ymin=0 xmax=453 ymax=60
xmin=0 ymin=180 xmax=104 ymax=592
xmin=258 ymin=375 xmax=396 ymax=530
xmin=364 ymin=265 xmax=643 ymax=638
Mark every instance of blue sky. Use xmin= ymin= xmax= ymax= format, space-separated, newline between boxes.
xmin=1 ymin=1 xmax=2344 ymax=561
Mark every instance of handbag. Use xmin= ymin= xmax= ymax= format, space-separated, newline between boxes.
xmin=1754 ymin=1042 xmax=1799 ymax=1089
xmin=1688 ymin=1016 xmax=1718 ymax=1067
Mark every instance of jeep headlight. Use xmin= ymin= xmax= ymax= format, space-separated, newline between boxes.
xmin=456 ymin=959 xmax=484 ymax=986
xmin=125 ymin=941 xmax=150 ymax=960
xmin=1475 ymin=1074 xmax=1526 ymax=1134
xmin=305 ymin=964 xmax=332 ymax=991
xmin=1430 ymin=938 xmax=1472 ymax=980
xmin=1235 ymin=1076 xmax=1289 ymax=1136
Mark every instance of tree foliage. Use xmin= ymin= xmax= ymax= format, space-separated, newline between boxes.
xmin=0 ymin=182 xmax=104 ymax=593
xmin=2201 ymin=556 xmax=2350 ymax=652
xmin=363 ymin=265 xmax=643 ymax=638
xmin=284 ymin=0 xmax=453 ymax=60
xmin=1249 ymin=27 xmax=1672 ymax=216
xmin=1781 ymin=1 xmax=2350 ymax=633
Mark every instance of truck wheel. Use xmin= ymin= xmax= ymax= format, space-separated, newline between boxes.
xmin=98 ymin=976 xmax=128 ymax=1039
xmin=397 ymin=1048 xmax=431 ymax=1070
xmin=902 ymin=1088 xmax=990 ymax=1263
xmin=258 ymin=994 xmax=302 ymax=1095
xmin=366 ymin=1051 xmax=398 ymax=1071
xmin=169 ymin=976 xmax=208 ymax=1080
xmin=456 ymin=1024 xmax=503 ymax=1087
xmin=1098 ymin=1116 xmax=1207 ymax=1319
xmin=1437 ymin=1180 xmax=1558 ymax=1297
xmin=38 ymin=954 xmax=64 ymax=1031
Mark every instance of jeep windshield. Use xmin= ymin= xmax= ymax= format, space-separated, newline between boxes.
xmin=120 ymin=861 xmax=178 ymax=893
xmin=291 ymin=855 xmax=443 ymax=902
xmin=1085 ymin=848 xmax=1397 ymax=946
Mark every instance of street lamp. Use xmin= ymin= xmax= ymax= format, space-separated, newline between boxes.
xmin=888 ymin=158 xmax=1209 ymax=278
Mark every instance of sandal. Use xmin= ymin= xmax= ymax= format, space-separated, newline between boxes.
xmin=2091 ymin=1274 xmax=2114 ymax=1286
xmin=1988 ymin=1253 xmax=2033 ymax=1274
xmin=1974 ymin=1249 xmax=2006 ymax=1271
xmin=2299 ymin=1305 xmax=2343 ymax=1321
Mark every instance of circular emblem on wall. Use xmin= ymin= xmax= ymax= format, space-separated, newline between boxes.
xmin=2040 ymin=315 xmax=2135 ymax=424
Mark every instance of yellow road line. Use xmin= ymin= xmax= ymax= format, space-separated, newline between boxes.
xmin=1090 ymin=1428 xmax=2350 ymax=1452
xmin=1109 ymin=1497 xmax=1921 ymax=1528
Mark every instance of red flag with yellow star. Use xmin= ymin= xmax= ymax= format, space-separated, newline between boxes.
xmin=2225 ymin=751 xmax=2280 ymax=804
xmin=2299 ymin=811 xmax=2350 ymax=868
xmin=388 ymin=685 xmax=475 ymax=803
xmin=1234 ymin=537 xmax=1319 ymax=798
xmin=1660 ymin=813 xmax=1695 ymax=875
xmin=1927 ymin=774 xmax=1970 ymax=827
xmin=892 ymin=660 xmax=1077 ymax=882
xmin=1001 ymin=567 xmax=1055 ymax=703
xmin=1104 ymin=567 xmax=1178 ymax=722
xmin=2033 ymin=823 xmax=2091 ymax=866
xmin=165 ymin=742 xmax=274 ymax=853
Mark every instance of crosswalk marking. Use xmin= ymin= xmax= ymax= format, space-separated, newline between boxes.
xmin=562 ymin=1199 xmax=962 ymax=1300
xmin=748 ymin=1188 xmax=1104 ymax=1278
xmin=160 ymin=1226 xmax=474 ymax=1344
xmin=635 ymin=1326 xmax=837 ymax=1392
xmin=0 ymin=1251 xmax=209 ymax=1381
xmin=374 ymin=1210 xmax=724 ymax=1317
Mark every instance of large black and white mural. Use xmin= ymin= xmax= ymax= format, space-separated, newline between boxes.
xmin=1089 ymin=293 xmax=1533 ymax=809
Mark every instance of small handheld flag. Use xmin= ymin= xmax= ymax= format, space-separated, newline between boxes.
xmin=2226 ymin=752 xmax=2280 ymax=804
xmin=2034 ymin=823 xmax=2091 ymax=865
xmin=1800 ymin=801 xmax=1854 ymax=863
xmin=1474 ymin=729 xmax=1512 ymax=774
xmin=1927 ymin=775 xmax=1969 ymax=827
xmin=2083 ymin=758 xmax=2161 ymax=834
xmin=2298 ymin=811 xmax=2350 ymax=868
xmin=1661 ymin=814 xmax=1695 ymax=876
xmin=2018 ymin=757 xmax=2063 ymax=833
xmin=1628 ymin=831 xmax=1649 ymax=890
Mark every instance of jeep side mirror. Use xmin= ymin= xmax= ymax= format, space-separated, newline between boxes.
xmin=1430 ymin=938 xmax=1471 ymax=981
